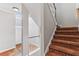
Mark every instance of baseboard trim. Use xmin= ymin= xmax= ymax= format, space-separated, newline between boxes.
xmin=0 ymin=47 xmax=15 ymax=54
xmin=44 ymin=26 xmax=57 ymax=55
xmin=0 ymin=43 xmax=21 ymax=54
xmin=59 ymin=25 xmax=78 ymax=28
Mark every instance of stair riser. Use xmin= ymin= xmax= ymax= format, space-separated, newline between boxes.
xmin=52 ymin=42 xmax=79 ymax=52
xmin=47 ymin=27 xmax=79 ymax=56
xmin=54 ymin=36 xmax=79 ymax=39
xmin=49 ymin=45 xmax=79 ymax=55
xmin=57 ymin=27 xmax=78 ymax=30
xmin=52 ymin=40 xmax=79 ymax=46
xmin=46 ymin=52 xmax=66 ymax=56
xmin=49 ymin=47 xmax=78 ymax=56
xmin=49 ymin=49 xmax=72 ymax=56
xmin=55 ymin=32 xmax=79 ymax=35
xmin=48 ymin=49 xmax=68 ymax=56
xmin=54 ymin=38 xmax=79 ymax=42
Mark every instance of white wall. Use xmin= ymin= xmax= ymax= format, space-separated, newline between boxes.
xmin=24 ymin=3 xmax=42 ymax=27
xmin=28 ymin=15 xmax=39 ymax=36
xmin=0 ymin=3 xmax=22 ymax=52
xmin=56 ymin=3 xmax=78 ymax=27
xmin=76 ymin=4 xmax=79 ymax=8
xmin=0 ymin=8 xmax=16 ymax=52
xmin=22 ymin=4 xmax=29 ymax=56
xmin=44 ymin=4 xmax=56 ymax=52
xmin=75 ymin=3 xmax=79 ymax=25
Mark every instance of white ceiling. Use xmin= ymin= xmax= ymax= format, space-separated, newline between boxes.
xmin=0 ymin=3 xmax=21 ymax=12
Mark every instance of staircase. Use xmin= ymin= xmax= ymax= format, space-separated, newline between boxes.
xmin=46 ymin=27 xmax=79 ymax=56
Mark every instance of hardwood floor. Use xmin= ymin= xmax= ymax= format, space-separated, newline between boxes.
xmin=0 ymin=44 xmax=22 ymax=56
xmin=0 ymin=43 xmax=39 ymax=56
xmin=46 ymin=27 xmax=79 ymax=56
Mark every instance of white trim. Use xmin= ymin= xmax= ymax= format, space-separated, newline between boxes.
xmin=58 ymin=24 xmax=63 ymax=27
xmin=28 ymin=42 xmax=40 ymax=55
xmin=0 ymin=8 xmax=15 ymax=14
xmin=0 ymin=47 xmax=15 ymax=53
xmin=29 ymin=47 xmax=40 ymax=56
xmin=47 ymin=4 xmax=57 ymax=26
xmin=58 ymin=24 xmax=78 ymax=28
xmin=59 ymin=25 xmax=78 ymax=28
xmin=40 ymin=4 xmax=44 ymax=56
xmin=44 ymin=26 xmax=57 ymax=55
xmin=16 ymin=43 xmax=22 ymax=45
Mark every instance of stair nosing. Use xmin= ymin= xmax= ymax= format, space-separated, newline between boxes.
xmin=54 ymin=34 xmax=79 ymax=38
xmin=47 ymin=27 xmax=79 ymax=56
xmin=56 ymin=30 xmax=78 ymax=33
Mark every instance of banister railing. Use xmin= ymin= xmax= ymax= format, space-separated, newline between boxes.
xmin=47 ymin=3 xmax=57 ymax=26
xmin=28 ymin=35 xmax=40 ymax=38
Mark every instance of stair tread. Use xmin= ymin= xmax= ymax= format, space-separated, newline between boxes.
xmin=53 ymin=39 xmax=79 ymax=46
xmin=55 ymin=32 xmax=79 ymax=35
xmin=55 ymin=34 xmax=79 ymax=38
xmin=56 ymin=30 xmax=78 ymax=32
xmin=56 ymin=28 xmax=79 ymax=35
xmin=52 ymin=42 xmax=79 ymax=50
xmin=50 ymin=44 xmax=79 ymax=55
xmin=47 ymin=51 xmax=66 ymax=56
xmin=54 ymin=38 xmax=79 ymax=42
xmin=47 ymin=27 xmax=79 ymax=56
